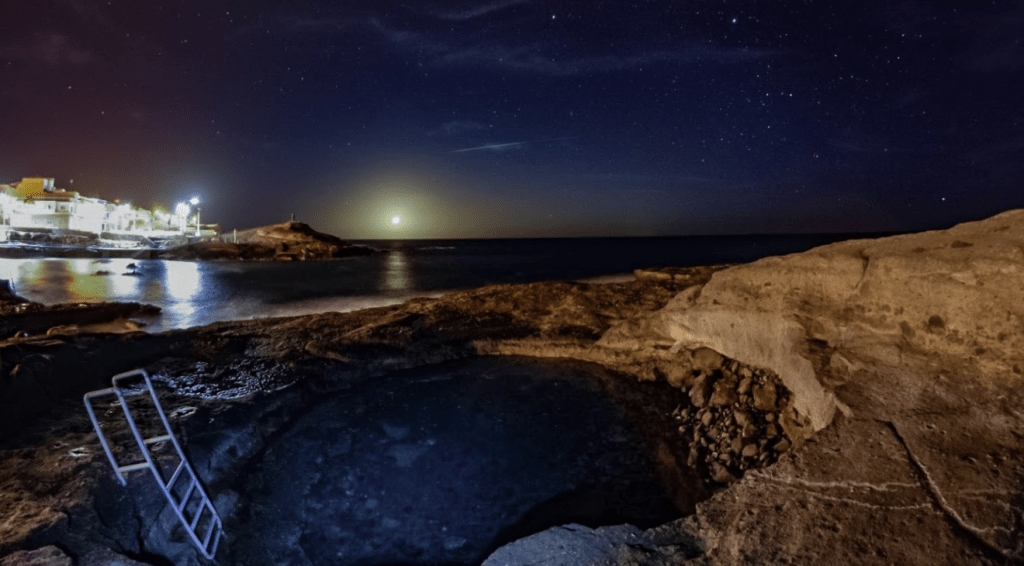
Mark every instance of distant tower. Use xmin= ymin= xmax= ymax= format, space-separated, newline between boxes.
xmin=290 ymin=212 xmax=295 ymax=222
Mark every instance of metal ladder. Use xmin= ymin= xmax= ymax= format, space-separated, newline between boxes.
xmin=84 ymin=369 xmax=224 ymax=560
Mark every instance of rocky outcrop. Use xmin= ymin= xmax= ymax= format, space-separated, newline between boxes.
xmin=154 ymin=221 xmax=375 ymax=261
xmin=576 ymin=209 xmax=1024 ymax=563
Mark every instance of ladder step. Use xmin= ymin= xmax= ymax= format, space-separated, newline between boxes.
xmin=202 ymin=517 xmax=218 ymax=549
xmin=178 ymin=479 xmax=196 ymax=511
xmin=117 ymin=462 xmax=151 ymax=474
xmin=166 ymin=461 xmax=186 ymax=491
xmin=144 ymin=434 xmax=173 ymax=445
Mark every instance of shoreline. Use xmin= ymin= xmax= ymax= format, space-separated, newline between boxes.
xmin=2 ymin=210 xmax=1023 ymax=565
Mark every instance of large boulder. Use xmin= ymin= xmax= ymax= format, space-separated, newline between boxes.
xmin=605 ymin=209 xmax=1024 ymax=438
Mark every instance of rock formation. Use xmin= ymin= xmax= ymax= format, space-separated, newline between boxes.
xmin=156 ymin=221 xmax=374 ymax=261
xmin=1 ymin=210 xmax=1023 ymax=565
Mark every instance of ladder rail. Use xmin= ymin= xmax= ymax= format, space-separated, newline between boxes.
xmin=84 ymin=369 xmax=224 ymax=561
xmin=83 ymin=387 xmax=129 ymax=486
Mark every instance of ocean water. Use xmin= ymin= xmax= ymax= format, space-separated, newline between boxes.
xmin=0 ymin=234 xmax=874 ymax=332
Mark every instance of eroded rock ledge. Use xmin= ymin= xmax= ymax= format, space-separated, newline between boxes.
xmin=2 ymin=211 xmax=1023 ymax=565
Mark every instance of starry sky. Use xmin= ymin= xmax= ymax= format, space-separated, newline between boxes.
xmin=2 ymin=0 xmax=1022 ymax=238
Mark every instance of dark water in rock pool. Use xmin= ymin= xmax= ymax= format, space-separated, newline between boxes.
xmin=229 ymin=357 xmax=683 ymax=566
xmin=0 ymin=233 xmax=872 ymax=331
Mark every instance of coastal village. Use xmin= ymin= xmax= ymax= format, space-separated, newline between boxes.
xmin=0 ymin=177 xmax=216 ymax=246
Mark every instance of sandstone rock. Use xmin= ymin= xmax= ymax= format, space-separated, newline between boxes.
xmin=690 ymin=374 xmax=712 ymax=407
xmin=737 ymin=376 xmax=752 ymax=395
xmin=0 ymin=546 xmax=71 ymax=566
xmin=730 ymin=437 xmax=743 ymax=454
xmin=742 ymin=423 xmax=757 ymax=439
xmin=709 ymin=463 xmax=737 ymax=484
xmin=482 ymin=524 xmax=658 ymax=566
xmin=710 ymin=381 xmax=739 ymax=406
xmin=752 ymin=382 xmax=777 ymax=411
xmin=733 ymin=410 xmax=752 ymax=428
xmin=700 ymin=410 xmax=714 ymax=427
xmin=662 ymin=363 xmax=691 ymax=389
xmin=691 ymin=347 xmax=724 ymax=372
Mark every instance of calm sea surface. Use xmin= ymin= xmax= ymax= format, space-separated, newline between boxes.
xmin=0 ymin=234 xmax=876 ymax=332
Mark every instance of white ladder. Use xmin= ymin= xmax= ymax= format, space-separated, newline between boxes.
xmin=84 ymin=369 xmax=224 ymax=560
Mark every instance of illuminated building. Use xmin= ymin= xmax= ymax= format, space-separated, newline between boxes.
xmin=0 ymin=178 xmax=210 ymax=242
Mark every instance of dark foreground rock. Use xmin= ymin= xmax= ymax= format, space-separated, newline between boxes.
xmin=2 ymin=210 xmax=1023 ymax=566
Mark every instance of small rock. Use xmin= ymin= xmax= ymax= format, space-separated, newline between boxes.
xmin=663 ymin=364 xmax=690 ymax=389
xmin=773 ymin=438 xmax=792 ymax=452
xmin=710 ymin=463 xmax=738 ymax=484
xmin=738 ymin=366 xmax=753 ymax=379
xmin=690 ymin=374 xmax=713 ymax=408
xmin=692 ymin=347 xmax=724 ymax=372
xmin=752 ymin=382 xmax=778 ymax=411
xmin=742 ymin=423 xmax=757 ymax=438
xmin=710 ymin=382 xmax=739 ymax=406
xmin=730 ymin=437 xmax=744 ymax=454
xmin=733 ymin=410 xmax=752 ymax=428
xmin=766 ymin=413 xmax=775 ymax=423
xmin=738 ymin=376 xmax=753 ymax=395
xmin=701 ymin=410 xmax=714 ymax=427
xmin=766 ymin=424 xmax=779 ymax=439
xmin=741 ymin=444 xmax=759 ymax=458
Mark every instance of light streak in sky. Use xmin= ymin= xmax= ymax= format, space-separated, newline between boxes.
xmin=450 ymin=136 xmax=576 ymax=153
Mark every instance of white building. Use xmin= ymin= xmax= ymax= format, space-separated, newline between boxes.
xmin=1 ymin=178 xmax=195 ymax=240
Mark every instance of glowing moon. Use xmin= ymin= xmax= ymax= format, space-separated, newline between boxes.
xmin=391 ymin=215 xmax=402 ymax=225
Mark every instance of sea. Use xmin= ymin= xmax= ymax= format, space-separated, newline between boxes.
xmin=0 ymin=234 xmax=879 ymax=332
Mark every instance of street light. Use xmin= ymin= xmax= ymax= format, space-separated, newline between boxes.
xmin=190 ymin=197 xmax=200 ymax=237
xmin=175 ymin=202 xmax=190 ymax=233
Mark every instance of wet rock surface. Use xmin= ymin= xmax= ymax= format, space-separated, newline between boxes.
xmin=231 ymin=357 xmax=680 ymax=566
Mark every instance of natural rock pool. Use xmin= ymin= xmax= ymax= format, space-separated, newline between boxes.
xmin=223 ymin=357 xmax=686 ymax=565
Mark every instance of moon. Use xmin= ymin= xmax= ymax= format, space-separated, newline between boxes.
xmin=391 ymin=215 xmax=402 ymax=225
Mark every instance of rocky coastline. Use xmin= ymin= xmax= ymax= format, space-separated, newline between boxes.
xmin=1 ymin=210 xmax=1022 ymax=565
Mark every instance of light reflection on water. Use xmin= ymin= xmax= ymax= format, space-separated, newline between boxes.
xmin=0 ymin=257 xmax=423 ymax=332
xmin=381 ymin=249 xmax=410 ymax=292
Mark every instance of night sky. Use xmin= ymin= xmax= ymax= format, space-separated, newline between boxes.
xmin=2 ymin=1 xmax=1022 ymax=238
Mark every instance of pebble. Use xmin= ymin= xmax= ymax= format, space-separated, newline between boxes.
xmin=733 ymin=410 xmax=752 ymax=428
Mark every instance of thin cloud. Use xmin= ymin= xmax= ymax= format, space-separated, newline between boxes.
xmin=451 ymin=136 xmax=575 ymax=153
xmin=371 ymin=20 xmax=773 ymax=76
xmin=433 ymin=0 xmax=530 ymax=21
